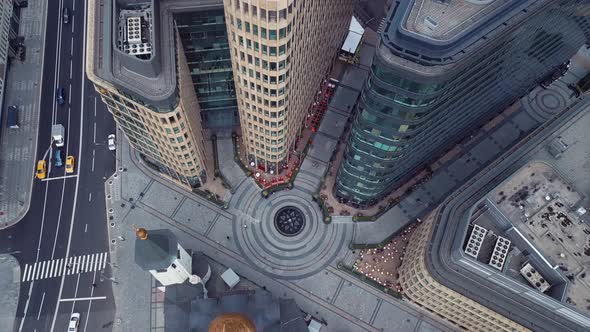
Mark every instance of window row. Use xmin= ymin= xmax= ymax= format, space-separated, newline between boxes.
xmin=234 ymin=19 xmax=292 ymax=40
xmin=235 ymin=36 xmax=291 ymax=57
xmin=239 ymin=67 xmax=289 ymax=84
xmin=239 ymin=52 xmax=290 ymax=70
xmin=231 ymin=0 xmax=294 ymax=22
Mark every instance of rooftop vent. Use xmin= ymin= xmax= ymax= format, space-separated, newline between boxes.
xmin=465 ymin=224 xmax=487 ymax=259
xmin=117 ymin=8 xmax=153 ymax=58
xmin=424 ymin=16 xmax=439 ymax=31
xmin=126 ymin=17 xmax=143 ymax=44
xmin=520 ymin=262 xmax=551 ymax=293
xmin=488 ymin=236 xmax=510 ymax=271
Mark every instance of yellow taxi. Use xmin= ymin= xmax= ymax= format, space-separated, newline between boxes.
xmin=65 ymin=156 xmax=75 ymax=174
xmin=36 ymin=160 xmax=47 ymax=179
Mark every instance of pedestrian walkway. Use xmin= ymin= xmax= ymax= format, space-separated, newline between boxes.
xmin=21 ymin=252 xmax=108 ymax=282
xmin=103 ymin=134 xmax=456 ymax=332
xmin=0 ymin=254 xmax=19 ymax=332
xmin=0 ymin=0 xmax=48 ymax=229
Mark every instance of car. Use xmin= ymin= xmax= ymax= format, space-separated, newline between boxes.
xmin=36 ymin=160 xmax=46 ymax=179
xmin=108 ymin=134 xmax=116 ymax=151
xmin=65 ymin=156 xmax=75 ymax=174
xmin=56 ymin=88 xmax=65 ymax=105
xmin=68 ymin=313 xmax=80 ymax=332
xmin=53 ymin=149 xmax=63 ymax=168
xmin=7 ymin=105 xmax=19 ymax=129
xmin=63 ymin=7 xmax=70 ymax=24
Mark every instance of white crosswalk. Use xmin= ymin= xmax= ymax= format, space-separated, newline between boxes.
xmin=21 ymin=252 xmax=109 ymax=282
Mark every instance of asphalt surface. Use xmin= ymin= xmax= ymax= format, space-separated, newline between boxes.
xmin=0 ymin=1 xmax=116 ymax=331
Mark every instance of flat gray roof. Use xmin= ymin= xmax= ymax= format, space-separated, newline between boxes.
xmin=89 ymin=0 xmax=222 ymax=108
xmin=427 ymin=98 xmax=590 ymax=332
xmin=404 ymin=0 xmax=507 ymax=41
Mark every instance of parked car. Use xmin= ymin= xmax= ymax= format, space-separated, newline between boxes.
xmin=65 ymin=155 xmax=75 ymax=174
xmin=63 ymin=7 xmax=70 ymax=24
xmin=7 ymin=105 xmax=19 ymax=129
xmin=36 ymin=160 xmax=46 ymax=179
xmin=56 ymin=87 xmax=65 ymax=105
xmin=108 ymin=134 xmax=116 ymax=151
xmin=68 ymin=313 xmax=80 ymax=332
xmin=53 ymin=149 xmax=63 ymax=168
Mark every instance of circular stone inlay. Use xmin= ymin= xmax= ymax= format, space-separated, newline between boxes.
xmin=274 ymin=206 xmax=306 ymax=236
xmin=541 ymin=93 xmax=561 ymax=109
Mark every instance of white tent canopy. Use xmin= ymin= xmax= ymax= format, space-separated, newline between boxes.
xmin=341 ymin=16 xmax=365 ymax=55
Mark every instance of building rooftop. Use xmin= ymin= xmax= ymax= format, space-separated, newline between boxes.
xmin=404 ymin=0 xmax=507 ymax=41
xmin=426 ymin=97 xmax=590 ymax=332
xmin=379 ymin=0 xmax=546 ymax=70
xmin=88 ymin=0 xmax=222 ymax=108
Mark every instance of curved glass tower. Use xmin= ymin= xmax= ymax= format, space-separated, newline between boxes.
xmin=335 ymin=0 xmax=590 ymax=207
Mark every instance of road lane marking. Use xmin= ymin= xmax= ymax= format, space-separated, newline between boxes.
xmin=50 ymin=2 xmax=88 ymax=329
xmin=39 ymin=261 xmax=45 ymax=280
xmin=70 ymin=273 xmax=82 ymax=315
xmin=70 ymin=38 xmax=73 ymax=56
xmin=21 ymin=252 xmax=108 ymax=282
xmin=88 ymin=193 xmax=92 ymax=202
xmin=31 ymin=264 xmax=37 ymax=281
xmin=81 ymin=255 xmax=87 ymax=272
xmin=93 ymin=254 xmax=99 ymax=271
xmin=83 ymin=270 xmax=98 ymax=332
xmin=91 ymin=149 xmax=95 ymax=172
xmin=54 ymin=259 xmax=61 ymax=278
xmin=69 ymin=60 xmax=72 ymax=80
xmin=59 ymin=296 xmax=106 ymax=302
xmin=68 ymin=84 xmax=72 ymax=104
xmin=84 ymin=223 xmax=88 ymax=233
xmin=94 ymin=97 xmax=97 ymax=117
xmin=93 ymin=121 xmax=96 ymax=143
xmin=41 ymin=174 xmax=78 ymax=182
xmin=22 ymin=265 xmax=29 ymax=282
xmin=37 ymin=292 xmax=45 ymax=320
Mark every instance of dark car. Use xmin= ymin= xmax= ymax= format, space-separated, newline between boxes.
xmin=7 ymin=105 xmax=19 ymax=129
xmin=53 ymin=149 xmax=63 ymax=168
xmin=63 ymin=7 xmax=70 ymax=24
xmin=56 ymin=88 xmax=65 ymax=105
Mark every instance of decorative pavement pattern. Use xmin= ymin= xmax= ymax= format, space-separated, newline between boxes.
xmin=230 ymin=183 xmax=351 ymax=280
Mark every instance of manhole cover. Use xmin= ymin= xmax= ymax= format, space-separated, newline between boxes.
xmin=274 ymin=206 xmax=306 ymax=237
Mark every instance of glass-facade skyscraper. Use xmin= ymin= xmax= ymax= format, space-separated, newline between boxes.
xmin=335 ymin=0 xmax=590 ymax=207
xmin=176 ymin=10 xmax=239 ymax=130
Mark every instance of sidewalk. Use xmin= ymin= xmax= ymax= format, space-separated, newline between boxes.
xmin=0 ymin=0 xmax=47 ymax=229
xmin=0 ymin=254 xmax=20 ymax=332
xmin=104 ymin=136 xmax=457 ymax=332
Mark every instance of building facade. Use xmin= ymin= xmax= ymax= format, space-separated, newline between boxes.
xmin=399 ymin=211 xmax=529 ymax=332
xmin=224 ymin=0 xmax=353 ymax=172
xmin=176 ymin=10 xmax=239 ymax=130
xmin=335 ymin=0 xmax=590 ymax=207
xmin=86 ymin=0 xmax=225 ymax=187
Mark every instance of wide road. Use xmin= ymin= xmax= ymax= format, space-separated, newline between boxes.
xmin=0 ymin=1 xmax=116 ymax=331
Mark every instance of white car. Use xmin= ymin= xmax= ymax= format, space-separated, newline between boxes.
xmin=68 ymin=313 xmax=80 ymax=332
xmin=108 ymin=134 xmax=116 ymax=151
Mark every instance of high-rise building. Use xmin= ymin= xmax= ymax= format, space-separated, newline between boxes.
xmin=87 ymin=0 xmax=237 ymax=187
xmin=224 ymin=0 xmax=353 ymax=173
xmin=335 ymin=0 xmax=590 ymax=207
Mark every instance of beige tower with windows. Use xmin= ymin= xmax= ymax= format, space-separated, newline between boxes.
xmin=224 ymin=0 xmax=353 ymax=172
xmin=398 ymin=211 xmax=529 ymax=332
xmin=86 ymin=0 xmax=209 ymax=187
